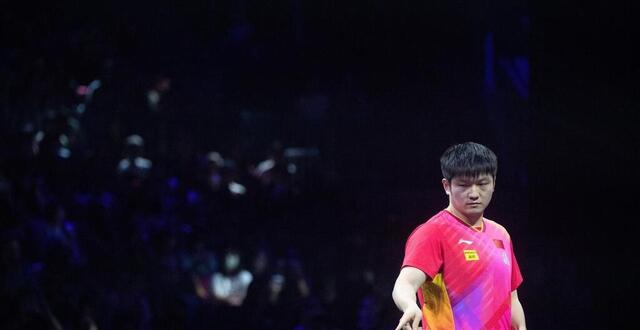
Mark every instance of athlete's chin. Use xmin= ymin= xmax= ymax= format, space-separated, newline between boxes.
xmin=463 ymin=205 xmax=486 ymax=215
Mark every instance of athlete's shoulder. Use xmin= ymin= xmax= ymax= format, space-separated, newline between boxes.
xmin=407 ymin=210 xmax=447 ymax=239
xmin=484 ymin=218 xmax=511 ymax=238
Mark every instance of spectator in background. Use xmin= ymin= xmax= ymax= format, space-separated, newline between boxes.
xmin=116 ymin=134 xmax=154 ymax=214
xmin=30 ymin=111 xmax=82 ymax=197
xmin=117 ymin=134 xmax=153 ymax=183
xmin=146 ymin=76 xmax=172 ymax=113
xmin=252 ymin=141 xmax=296 ymax=205
xmin=212 ymin=249 xmax=253 ymax=307
xmin=247 ymin=248 xmax=311 ymax=329
xmin=195 ymin=151 xmax=250 ymax=240
xmin=204 ymin=151 xmax=225 ymax=192
xmin=201 ymin=151 xmax=247 ymax=198
xmin=146 ymin=75 xmax=177 ymax=157
xmin=210 ymin=248 xmax=253 ymax=329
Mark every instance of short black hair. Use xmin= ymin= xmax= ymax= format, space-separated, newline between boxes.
xmin=440 ymin=142 xmax=497 ymax=182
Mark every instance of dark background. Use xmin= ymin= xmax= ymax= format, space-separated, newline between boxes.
xmin=1 ymin=0 xmax=637 ymax=329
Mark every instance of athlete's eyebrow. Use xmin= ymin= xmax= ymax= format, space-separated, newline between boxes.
xmin=456 ymin=176 xmax=490 ymax=184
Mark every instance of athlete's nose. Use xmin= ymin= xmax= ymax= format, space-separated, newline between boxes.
xmin=469 ymin=185 xmax=480 ymax=200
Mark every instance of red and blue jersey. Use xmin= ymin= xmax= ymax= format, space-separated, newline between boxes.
xmin=402 ymin=210 xmax=523 ymax=330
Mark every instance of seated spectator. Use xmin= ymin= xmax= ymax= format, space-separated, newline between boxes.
xmin=208 ymin=249 xmax=253 ymax=329
xmin=246 ymin=248 xmax=311 ymax=329
xmin=252 ymin=141 xmax=291 ymax=190
xmin=202 ymin=151 xmax=247 ymax=197
xmin=211 ymin=249 xmax=253 ymax=307
xmin=117 ymin=134 xmax=153 ymax=183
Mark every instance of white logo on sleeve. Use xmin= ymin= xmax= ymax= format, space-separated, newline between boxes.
xmin=458 ymin=238 xmax=473 ymax=245
xmin=502 ymin=251 xmax=510 ymax=265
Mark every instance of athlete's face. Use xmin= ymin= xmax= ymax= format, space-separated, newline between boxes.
xmin=443 ymin=174 xmax=495 ymax=220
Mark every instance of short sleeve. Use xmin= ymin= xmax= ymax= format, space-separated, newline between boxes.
xmin=510 ymin=241 xmax=523 ymax=290
xmin=402 ymin=222 xmax=443 ymax=279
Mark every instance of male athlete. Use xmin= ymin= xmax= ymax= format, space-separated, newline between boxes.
xmin=392 ymin=142 xmax=526 ymax=330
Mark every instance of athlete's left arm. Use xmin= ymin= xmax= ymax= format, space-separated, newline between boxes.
xmin=511 ymin=290 xmax=526 ymax=330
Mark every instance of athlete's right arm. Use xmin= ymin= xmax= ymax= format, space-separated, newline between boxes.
xmin=393 ymin=266 xmax=427 ymax=330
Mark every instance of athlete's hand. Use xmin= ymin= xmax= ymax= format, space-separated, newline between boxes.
xmin=395 ymin=304 xmax=422 ymax=330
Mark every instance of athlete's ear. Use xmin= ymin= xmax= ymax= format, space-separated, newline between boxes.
xmin=442 ymin=178 xmax=450 ymax=195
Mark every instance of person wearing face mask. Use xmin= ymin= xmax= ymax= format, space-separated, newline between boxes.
xmin=211 ymin=249 xmax=253 ymax=307
xmin=210 ymin=249 xmax=253 ymax=329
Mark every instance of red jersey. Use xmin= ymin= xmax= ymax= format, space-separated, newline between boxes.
xmin=402 ymin=210 xmax=523 ymax=330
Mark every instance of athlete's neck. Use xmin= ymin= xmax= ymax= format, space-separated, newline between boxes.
xmin=446 ymin=205 xmax=483 ymax=227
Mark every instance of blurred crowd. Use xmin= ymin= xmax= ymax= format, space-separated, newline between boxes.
xmin=0 ymin=64 xmax=406 ymax=329
xmin=0 ymin=14 xmax=404 ymax=330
